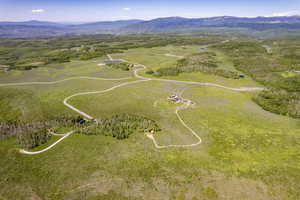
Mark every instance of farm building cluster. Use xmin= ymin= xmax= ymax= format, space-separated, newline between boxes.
xmin=168 ymin=94 xmax=193 ymax=104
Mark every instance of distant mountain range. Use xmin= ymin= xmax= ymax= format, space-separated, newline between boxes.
xmin=0 ymin=19 xmax=144 ymax=38
xmin=1 ymin=16 xmax=300 ymax=38
xmin=69 ymin=20 xmax=144 ymax=34
xmin=121 ymin=16 xmax=300 ymax=33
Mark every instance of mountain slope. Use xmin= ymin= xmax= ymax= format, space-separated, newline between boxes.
xmin=0 ymin=19 xmax=143 ymax=38
xmin=0 ymin=20 xmax=66 ymax=27
xmin=120 ymin=16 xmax=300 ymax=33
xmin=1 ymin=16 xmax=300 ymax=38
xmin=0 ymin=25 xmax=68 ymax=38
xmin=70 ymin=19 xmax=144 ymax=34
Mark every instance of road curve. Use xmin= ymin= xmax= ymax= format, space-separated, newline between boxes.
xmin=19 ymin=130 xmax=75 ymax=155
xmin=20 ymin=68 xmax=148 ymax=154
xmin=17 ymin=67 xmax=147 ymax=154
xmin=63 ymin=79 xmax=149 ymax=120
xmin=146 ymin=94 xmax=202 ymax=149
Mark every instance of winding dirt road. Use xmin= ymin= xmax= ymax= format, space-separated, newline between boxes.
xmin=146 ymin=87 xmax=202 ymax=148
xmin=107 ymin=54 xmax=113 ymax=60
xmin=0 ymin=76 xmax=132 ymax=87
xmin=0 ymin=54 xmax=263 ymax=154
xmin=133 ymin=63 xmax=263 ymax=92
xmin=164 ymin=54 xmax=184 ymax=59
xmin=63 ymin=78 xmax=149 ymax=120
xmin=19 ymin=130 xmax=75 ymax=155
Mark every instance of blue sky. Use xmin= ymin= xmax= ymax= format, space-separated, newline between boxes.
xmin=0 ymin=0 xmax=299 ymax=22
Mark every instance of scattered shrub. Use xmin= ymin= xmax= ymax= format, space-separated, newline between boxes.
xmin=213 ymin=40 xmax=300 ymax=118
xmin=155 ymin=52 xmax=240 ymax=79
xmin=278 ymin=76 xmax=300 ymax=92
xmin=253 ymin=90 xmax=300 ymax=118
xmin=155 ymin=67 xmax=182 ymax=76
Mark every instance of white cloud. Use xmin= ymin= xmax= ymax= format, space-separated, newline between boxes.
xmin=123 ymin=8 xmax=131 ymax=11
xmin=271 ymin=10 xmax=300 ymax=17
xmin=31 ymin=9 xmax=45 ymax=13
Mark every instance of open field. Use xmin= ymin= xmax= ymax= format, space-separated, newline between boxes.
xmin=0 ymin=59 xmax=133 ymax=122
xmin=0 ymin=42 xmax=299 ymax=200
xmin=113 ymin=45 xmax=261 ymax=88
xmin=0 ymin=57 xmax=132 ymax=84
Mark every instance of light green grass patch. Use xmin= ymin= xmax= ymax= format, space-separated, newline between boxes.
xmin=280 ymin=71 xmax=299 ymax=78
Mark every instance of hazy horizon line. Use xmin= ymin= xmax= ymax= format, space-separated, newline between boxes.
xmin=1 ymin=14 xmax=299 ymax=23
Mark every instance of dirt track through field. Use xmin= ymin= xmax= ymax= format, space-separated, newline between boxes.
xmin=164 ymin=53 xmax=184 ymax=59
xmin=19 ymin=131 xmax=75 ymax=155
xmin=0 ymin=76 xmax=132 ymax=87
xmin=146 ymin=86 xmax=202 ymax=148
xmin=0 ymin=53 xmax=263 ymax=154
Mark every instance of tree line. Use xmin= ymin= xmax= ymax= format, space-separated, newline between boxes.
xmin=79 ymin=114 xmax=161 ymax=140
xmin=153 ymin=52 xmax=240 ymax=79
xmin=212 ymin=40 xmax=300 ymax=118
xmin=0 ymin=116 xmax=82 ymax=149
xmin=0 ymin=114 xmax=161 ymax=149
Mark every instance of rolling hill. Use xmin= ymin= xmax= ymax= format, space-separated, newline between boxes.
xmin=1 ymin=16 xmax=300 ymax=38
xmin=120 ymin=16 xmax=300 ymax=33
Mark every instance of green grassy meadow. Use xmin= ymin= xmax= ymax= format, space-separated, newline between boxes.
xmin=0 ymin=45 xmax=299 ymax=200
xmin=113 ymin=45 xmax=260 ymax=88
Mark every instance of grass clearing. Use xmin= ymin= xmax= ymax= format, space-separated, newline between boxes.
xmin=0 ymin=60 xmax=134 ymax=122
xmin=0 ymin=57 xmax=132 ymax=84
xmin=112 ymin=46 xmax=261 ymax=88
xmin=69 ymin=81 xmax=201 ymax=146
xmin=0 ymin=45 xmax=299 ymax=199
xmin=280 ymin=71 xmax=299 ymax=78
